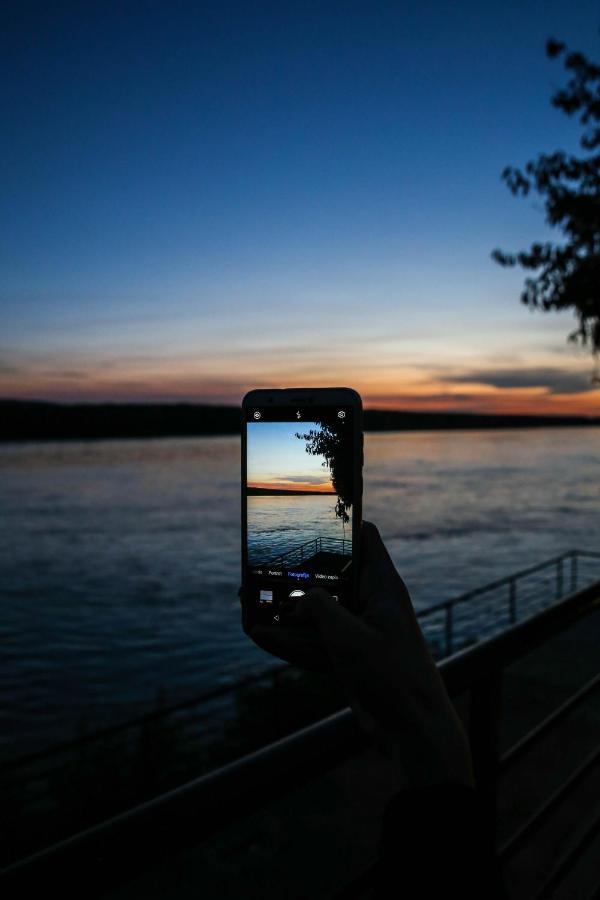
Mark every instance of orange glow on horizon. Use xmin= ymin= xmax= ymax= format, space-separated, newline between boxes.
xmin=248 ymin=480 xmax=334 ymax=493
xmin=360 ymin=387 xmax=600 ymax=417
xmin=2 ymin=362 xmax=599 ymax=418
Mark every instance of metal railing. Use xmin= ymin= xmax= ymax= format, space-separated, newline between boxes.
xmin=418 ymin=548 xmax=600 ymax=658
xmin=3 ymin=573 xmax=599 ymax=897
xmin=2 ymin=549 xmax=599 ymax=781
xmin=268 ymin=534 xmax=351 ymax=567
xmin=0 ymin=664 xmax=285 ymax=774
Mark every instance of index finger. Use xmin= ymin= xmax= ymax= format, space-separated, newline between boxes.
xmin=358 ymin=521 xmax=417 ymax=627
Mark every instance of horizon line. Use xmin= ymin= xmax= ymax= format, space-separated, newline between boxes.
xmin=2 ymin=397 xmax=600 ymax=421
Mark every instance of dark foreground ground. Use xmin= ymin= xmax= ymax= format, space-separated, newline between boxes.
xmin=2 ymin=399 xmax=600 ymax=441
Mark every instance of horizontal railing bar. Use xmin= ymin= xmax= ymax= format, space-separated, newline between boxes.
xmin=498 ymin=742 xmax=600 ymax=862
xmin=3 ymin=579 xmax=599 ymax=894
xmin=504 ymin=585 xmax=552 ymax=604
xmin=0 ymin=709 xmax=368 ymax=896
xmin=575 ymin=550 xmax=600 ymax=560
xmin=536 ymin=807 xmax=600 ymax=899
xmin=500 ymin=672 xmax=600 ymax=772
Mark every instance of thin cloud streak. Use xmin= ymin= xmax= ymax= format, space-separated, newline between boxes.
xmin=443 ymin=367 xmax=595 ymax=395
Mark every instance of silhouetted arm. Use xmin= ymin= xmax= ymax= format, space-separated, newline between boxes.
xmin=249 ymin=522 xmax=504 ymax=896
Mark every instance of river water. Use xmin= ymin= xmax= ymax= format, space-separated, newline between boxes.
xmin=247 ymin=493 xmax=351 ymax=566
xmin=1 ymin=428 xmax=599 ymax=761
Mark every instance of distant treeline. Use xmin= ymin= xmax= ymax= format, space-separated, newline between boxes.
xmin=247 ymin=486 xmax=335 ymax=496
xmin=1 ymin=399 xmax=599 ymax=442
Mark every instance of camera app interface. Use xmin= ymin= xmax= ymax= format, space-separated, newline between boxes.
xmin=245 ymin=406 xmax=354 ymax=621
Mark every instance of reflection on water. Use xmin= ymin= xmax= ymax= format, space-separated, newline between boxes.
xmin=247 ymin=494 xmax=351 ymax=565
xmin=0 ymin=428 xmax=599 ymax=760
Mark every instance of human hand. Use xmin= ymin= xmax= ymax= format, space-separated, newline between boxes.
xmin=249 ymin=521 xmax=474 ymax=789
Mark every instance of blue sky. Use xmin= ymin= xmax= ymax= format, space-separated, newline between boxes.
xmin=247 ymin=421 xmax=331 ymax=488
xmin=1 ymin=1 xmax=599 ymax=412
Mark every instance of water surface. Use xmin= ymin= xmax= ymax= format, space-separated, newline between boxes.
xmin=247 ymin=493 xmax=351 ymax=565
xmin=1 ymin=428 xmax=599 ymax=760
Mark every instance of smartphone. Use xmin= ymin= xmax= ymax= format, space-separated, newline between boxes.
xmin=241 ymin=387 xmax=363 ymax=628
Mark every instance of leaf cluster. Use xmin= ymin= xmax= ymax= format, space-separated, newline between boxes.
xmin=492 ymin=39 xmax=600 ymax=353
xmin=296 ymin=421 xmax=353 ymax=522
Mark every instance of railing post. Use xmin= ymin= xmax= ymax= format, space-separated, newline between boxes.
xmin=445 ymin=602 xmax=453 ymax=657
xmin=508 ymin=578 xmax=517 ymax=625
xmin=556 ymin=558 xmax=564 ymax=601
xmin=570 ymin=552 xmax=578 ymax=593
xmin=77 ymin=717 xmax=88 ymax=774
xmin=469 ymin=670 xmax=502 ymax=850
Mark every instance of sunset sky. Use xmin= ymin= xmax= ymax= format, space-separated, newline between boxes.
xmin=2 ymin=1 xmax=599 ymax=415
xmin=247 ymin=421 xmax=333 ymax=492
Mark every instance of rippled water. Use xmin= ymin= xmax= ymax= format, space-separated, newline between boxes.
xmin=1 ymin=428 xmax=599 ymax=761
xmin=247 ymin=494 xmax=351 ymax=565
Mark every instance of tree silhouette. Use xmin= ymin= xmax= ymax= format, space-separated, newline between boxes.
xmin=296 ymin=421 xmax=353 ymax=523
xmin=492 ymin=40 xmax=600 ymax=364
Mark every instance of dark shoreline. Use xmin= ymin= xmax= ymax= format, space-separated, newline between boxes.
xmin=247 ymin=487 xmax=335 ymax=496
xmin=1 ymin=399 xmax=599 ymax=443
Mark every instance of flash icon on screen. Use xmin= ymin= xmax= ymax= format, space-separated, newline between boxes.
xmin=296 ymin=410 xmax=301 ymax=419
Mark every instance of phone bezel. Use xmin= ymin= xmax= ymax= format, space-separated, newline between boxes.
xmin=241 ymin=387 xmax=363 ymax=628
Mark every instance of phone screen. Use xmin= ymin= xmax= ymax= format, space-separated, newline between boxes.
xmin=243 ymin=403 xmax=357 ymax=623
